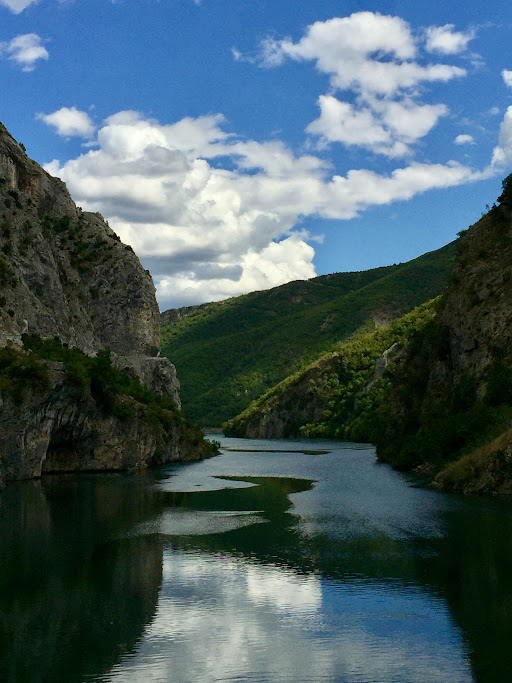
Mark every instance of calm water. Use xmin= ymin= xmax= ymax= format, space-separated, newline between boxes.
xmin=2 ymin=437 xmax=512 ymax=682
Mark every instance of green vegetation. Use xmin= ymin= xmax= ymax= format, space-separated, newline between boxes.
xmin=226 ymin=295 xmax=512 ymax=480
xmin=498 ymin=172 xmax=512 ymax=207
xmin=0 ymin=345 xmax=50 ymax=406
xmin=224 ymin=298 xmax=440 ymax=439
xmin=372 ymin=325 xmax=512 ymax=472
xmin=161 ymin=242 xmax=457 ymax=425
xmin=21 ymin=334 xmax=184 ymax=428
xmin=435 ymin=427 xmax=512 ymax=492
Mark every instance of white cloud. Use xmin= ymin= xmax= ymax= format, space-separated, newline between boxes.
xmin=454 ymin=134 xmax=475 ymax=145
xmin=307 ymin=96 xmax=448 ymax=158
xmin=502 ymin=70 xmax=512 ymax=89
xmin=248 ymin=13 xmax=462 ymax=159
xmin=46 ymin=111 xmax=481 ymax=308
xmin=378 ymin=100 xmax=448 ymax=142
xmin=425 ymin=24 xmax=474 ymax=55
xmin=156 ymin=235 xmax=316 ymax=306
xmin=257 ymin=13 xmax=465 ymax=98
xmin=306 ymin=96 xmax=394 ymax=153
xmin=492 ymin=106 xmax=512 ymax=166
xmin=0 ymin=0 xmax=38 ymax=13
xmin=322 ymin=162 xmax=479 ymax=220
xmin=37 ymin=107 xmax=96 ymax=138
xmin=0 ymin=33 xmax=48 ymax=71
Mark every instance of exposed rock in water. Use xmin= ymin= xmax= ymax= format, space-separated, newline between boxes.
xmin=0 ymin=122 xmax=215 ymax=487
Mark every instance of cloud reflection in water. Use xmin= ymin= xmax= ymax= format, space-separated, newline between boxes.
xmin=106 ymin=550 xmax=472 ymax=683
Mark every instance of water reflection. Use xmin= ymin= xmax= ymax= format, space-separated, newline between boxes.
xmin=1 ymin=439 xmax=512 ymax=681
xmin=107 ymin=552 xmax=471 ymax=683
xmin=0 ymin=475 xmax=165 ymax=682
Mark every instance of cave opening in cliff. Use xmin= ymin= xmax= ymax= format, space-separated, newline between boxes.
xmin=43 ymin=426 xmax=84 ymax=473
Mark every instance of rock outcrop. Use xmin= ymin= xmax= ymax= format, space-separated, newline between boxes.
xmin=0 ymin=122 xmax=214 ymax=486
xmin=371 ymin=198 xmax=512 ymax=479
xmin=0 ymin=126 xmax=157 ymax=356
xmin=0 ymin=362 xmax=202 ymax=481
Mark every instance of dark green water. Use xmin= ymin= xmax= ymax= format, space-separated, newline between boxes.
xmin=2 ymin=436 xmax=512 ymax=682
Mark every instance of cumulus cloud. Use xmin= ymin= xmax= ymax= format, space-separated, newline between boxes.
xmin=45 ymin=111 xmax=481 ymax=308
xmin=492 ymin=106 xmax=512 ymax=166
xmin=37 ymin=107 xmax=96 ymax=138
xmin=0 ymin=0 xmax=38 ymax=13
xmin=425 ymin=24 xmax=474 ymax=55
xmin=0 ymin=33 xmax=48 ymax=71
xmin=307 ymin=95 xmax=448 ymax=157
xmin=247 ymin=13 xmax=464 ymax=158
xmin=257 ymin=13 xmax=465 ymax=97
xmin=454 ymin=134 xmax=475 ymax=145
xmin=502 ymin=70 xmax=512 ymax=89
xmin=306 ymin=96 xmax=396 ymax=155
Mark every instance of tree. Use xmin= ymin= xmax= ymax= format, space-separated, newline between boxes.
xmin=498 ymin=173 xmax=512 ymax=207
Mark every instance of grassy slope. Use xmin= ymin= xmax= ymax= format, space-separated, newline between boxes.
xmin=161 ymin=242 xmax=457 ymax=425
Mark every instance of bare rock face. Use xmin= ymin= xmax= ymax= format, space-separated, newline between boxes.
xmin=118 ymin=354 xmax=181 ymax=408
xmin=438 ymin=210 xmax=512 ymax=385
xmin=0 ymin=122 xmax=209 ymax=485
xmin=0 ymin=363 xmax=200 ymax=481
xmin=0 ymin=123 xmax=161 ymax=358
xmin=160 ymin=303 xmax=207 ymax=325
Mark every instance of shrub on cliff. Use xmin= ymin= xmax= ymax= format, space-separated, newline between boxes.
xmin=0 ymin=346 xmax=49 ymax=405
xmin=20 ymin=334 xmax=185 ymax=429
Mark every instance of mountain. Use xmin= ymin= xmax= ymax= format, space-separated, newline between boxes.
xmin=160 ymin=241 xmax=457 ymax=425
xmin=223 ymin=298 xmax=440 ymax=439
xmin=225 ymin=177 xmax=512 ymax=495
xmin=0 ymin=122 xmax=215 ymax=488
xmin=376 ymin=180 xmax=512 ymax=494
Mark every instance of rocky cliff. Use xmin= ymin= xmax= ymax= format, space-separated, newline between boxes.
xmin=0 ymin=122 xmax=215 ymax=487
xmin=373 ymin=184 xmax=512 ymax=491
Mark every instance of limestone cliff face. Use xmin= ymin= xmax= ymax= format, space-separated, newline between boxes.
xmin=0 ymin=122 xmax=213 ymax=486
xmin=435 ymin=209 xmax=512 ymax=386
xmin=0 ymin=362 xmax=201 ymax=481
xmin=0 ymin=123 xmax=160 ymax=358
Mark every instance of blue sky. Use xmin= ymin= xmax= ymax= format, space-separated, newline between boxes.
xmin=1 ymin=0 xmax=512 ymax=309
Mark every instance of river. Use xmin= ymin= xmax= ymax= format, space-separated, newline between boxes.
xmin=1 ymin=436 xmax=512 ymax=682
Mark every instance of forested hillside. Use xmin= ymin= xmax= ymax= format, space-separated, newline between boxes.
xmin=223 ymin=298 xmax=440 ymax=440
xmin=161 ymin=243 xmax=456 ymax=425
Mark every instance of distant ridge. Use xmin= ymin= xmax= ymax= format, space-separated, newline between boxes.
xmin=160 ymin=241 xmax=457 ymax=425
